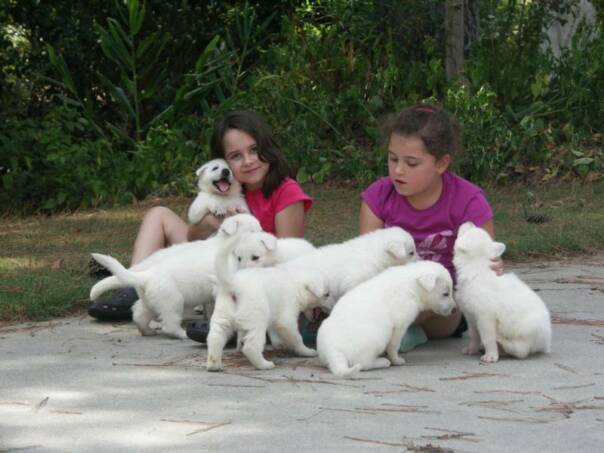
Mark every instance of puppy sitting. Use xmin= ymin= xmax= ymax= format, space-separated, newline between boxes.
xmin=317 ymin=261 xmax=455 ymax=378
xmin=453 ymin=222 xmax=552 ymax=363
xmin=187 ymin=158 xmax=248 ymax=224
xmin=207 ymin=234 xmax=329 ymax=371
xmin=90 ymin=214 xmax=262 ymax=339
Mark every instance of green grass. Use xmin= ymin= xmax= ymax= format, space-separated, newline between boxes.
xmin=2 ymin=181 xmax=604 ymax=323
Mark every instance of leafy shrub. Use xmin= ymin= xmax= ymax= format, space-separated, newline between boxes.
xmin=1 ymin=105 xmax=132 ymax=212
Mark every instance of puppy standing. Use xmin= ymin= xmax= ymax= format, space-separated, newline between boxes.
xmin=206 ymin=227 xmax=417 ymax=371
xmin=207 ymin=234 xmax=328 ymax=371
xmin=90 ymin=214 xmax=262 ymax=339
xmin=317 ymin=261 xmax=455 ymax=378
xmin=187 ymin=158 xmax=248 ymax=224
xmin=453 ymin=222 xmax=552 ymax=362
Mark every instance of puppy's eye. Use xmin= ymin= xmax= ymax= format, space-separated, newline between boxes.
xmin=324 ymin=292 xmax=330 ymax=298
xmin=409 ymin=251 xmax=415 ymax=256
xmin=212 ymin=166 xmax=218 ymax=171
xmin=251 ymin=255 xmax=259 ymax=261
xmin=237 ymin=257 xmax=242 ymax=262
xmin=443 ymin=292 xmax=450 ymax=297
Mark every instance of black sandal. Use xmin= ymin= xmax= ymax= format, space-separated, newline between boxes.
xmin=88 ymin=287 xmax=138 ymax=321
xmin=186 ymin=320 xmax=236 ymax=347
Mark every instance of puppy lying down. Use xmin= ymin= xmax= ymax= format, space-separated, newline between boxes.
xmin=453 ymin=222 xmax=552 ymax=363
xmin=317 ymin=261 xmax=455 ymax=378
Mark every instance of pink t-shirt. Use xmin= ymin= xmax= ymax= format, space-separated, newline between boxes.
xmin=245 ymin=177 xmax=312 ymax=234
xmin=361 ymin=171 xmax=492 ymax=280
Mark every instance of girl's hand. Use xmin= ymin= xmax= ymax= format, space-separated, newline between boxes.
xmin=225 ymin=206 xmax=248 ymax=216
xmin=490 ymin=258 xmax=504 ymax=276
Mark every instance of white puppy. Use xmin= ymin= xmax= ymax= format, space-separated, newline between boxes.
xmin=187 ymin=158 xmax=248 ymax=224
xmin=90 ymin=214 xmax=262 ymax=339
xmin=453 ymin=222 xmax=552 ymax=363
xmin=317 ymin=261 xmax=455 ymax=378
xmin=284 ymin=227 xmax=418 ymax=311
xmin=231 ymin=231 xmax=316 ymax=268
xmin=206 ymin=227 xmax=417 ymax=372
xmin=206 ymin=235 xmax=329 ymax=371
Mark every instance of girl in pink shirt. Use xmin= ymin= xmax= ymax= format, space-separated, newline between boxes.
xmin=360 ymin=103 xmax=501 ymax=349
xmin=89 ymin=111 xmax=312 ymax=328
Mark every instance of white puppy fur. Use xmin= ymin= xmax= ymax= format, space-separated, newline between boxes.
xmin=90 ymin=214 xmax=262 ymax=339
xmin=231 ymin=231 xmax=315 ymax=269
xmin=317 ymin=261 xmax=455 ymax=378
xmin=453 ymin=222 xmax=552 ymax=363
xmin=206 ymin=227 xmax=417 ymax=372
xmin=206 ymin=235 xmax=329 ymax=371
xmin=187 ymin=158 xmax=248 ymax=224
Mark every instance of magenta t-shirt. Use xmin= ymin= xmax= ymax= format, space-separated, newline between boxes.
xmin=245 ymin=177 xmax=312 ymax=234
xmin=361 ymin=171 xmax=492 ymax=280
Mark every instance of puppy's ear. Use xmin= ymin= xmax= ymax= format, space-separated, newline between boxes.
xmin=305 ymin=274 xmax=326 ymax=299
xmin=492 ymin=241 xmax=506 ymax=257
xmin=386 ymin=240 xmax=406 ymax=259
xmin=260 ymin=234 xmax=277 ymax=251
xmin=195 ymin=163 xmax=208 ymax=177
xmin=220 ymin=218 xmax=239 ymax=236
xmin=418 ymin=273 xmax=437 ymax=292
xmin=458 ymin=221 xmax=475 ymax=237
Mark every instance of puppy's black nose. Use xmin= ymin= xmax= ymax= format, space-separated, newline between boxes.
xmin=221 ymin=168 xmax=230 ymax=177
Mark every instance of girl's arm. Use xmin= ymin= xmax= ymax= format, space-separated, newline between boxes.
xmin=480 ymin=219 xmax=495 ymax=238
xmin=187 ymin=214 xmax=223 ymax=241
xmin=274 ymin=201 xmax=305 ymax=238
xmin=359 ymin=201 xmax=384 ymax=234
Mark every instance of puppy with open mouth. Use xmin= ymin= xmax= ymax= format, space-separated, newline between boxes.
xmin=187 ymin=158 xmax=249 ymax=224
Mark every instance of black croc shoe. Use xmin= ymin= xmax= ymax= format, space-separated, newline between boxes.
xmin=88 ymin=287 xmax=138 ymax=321
xmin=186 ymin=320 xmax=236 ymax=347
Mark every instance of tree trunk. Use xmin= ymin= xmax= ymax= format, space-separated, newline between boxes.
xmin=445 ymin=0 xmax=465 ymax=81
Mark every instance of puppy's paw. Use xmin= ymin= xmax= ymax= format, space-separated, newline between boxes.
xmin=212 ymin=207 xmax=227 ymax=216
xmin=297 ymin=347 xmax=317 ymax=357
xmin=480 ymin=352 xmax=499 ymax=363
xmin=462 ymin=344 xmax=480 ymax=355
xmin=206 ymin=360 xmax=224 ymax=372
xmin=390 ymin=356 xmax=406 ymax=366
xmin=257 ymin=361 xmax=276 ymax=370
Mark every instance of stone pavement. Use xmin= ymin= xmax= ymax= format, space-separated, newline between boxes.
xmin=1 ymin=256 xmax=603 ymax=452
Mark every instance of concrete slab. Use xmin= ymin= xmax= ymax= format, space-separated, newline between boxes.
xmin=1 ymin=257 xmax=603 ymax=452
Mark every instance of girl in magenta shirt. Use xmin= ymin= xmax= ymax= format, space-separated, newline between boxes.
xmin=89 ymin=111 xmax=312 ymax=326
xmin=360 ymin=103 xmax=501 ymax=347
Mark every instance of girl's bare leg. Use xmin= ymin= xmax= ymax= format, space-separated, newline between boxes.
xmin=131 ymin=207 xmax=189 ymax=265
xmin=417 ymin=309 xmax=462 ymax=339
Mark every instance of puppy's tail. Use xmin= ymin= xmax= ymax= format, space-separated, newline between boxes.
xmin=90 ymin=253 xmax=148 ymax=291
xmin=326 ymin=350 xmax=362 ymax=379
xmin=90 ymin=276 xmax=124 ymax=301
xmin=214 ymin=234 xmax=241 ymax=294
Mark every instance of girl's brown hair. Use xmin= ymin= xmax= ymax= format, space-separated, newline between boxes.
xmin=210 ymin=111 xmax=294 ymax=197
xmin=385 ymin=104 xmax=462 ymax=160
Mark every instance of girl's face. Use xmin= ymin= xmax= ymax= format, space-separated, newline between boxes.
xmin=387 ymin=133 xmax=450 ymax=207
xmin=223 ymin=128 xmax=270 ymax=191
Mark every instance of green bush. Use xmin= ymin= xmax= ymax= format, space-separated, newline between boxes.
xmin=1 ymin=105 xmax=132 ymax=212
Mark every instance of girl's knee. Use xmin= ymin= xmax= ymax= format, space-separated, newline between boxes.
xmin=420 ymin=309 xmax=462 ymax=339
xmin=144 ymin=206 xmax=175 ymax=223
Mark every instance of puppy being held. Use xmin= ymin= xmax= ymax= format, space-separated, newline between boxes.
xmin=90 ymin=214 xmax=261 ymax=339
xmin=187 ymin=158 xmax=248 ymax=225
xmin=453 ymin=222 xmax=552 ymax=363
xmin=317 ymin=261 xmax=455 ymax=378
xmin=207 ymin=234 xmax=329 ymax=371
